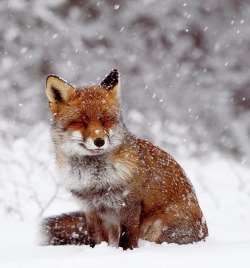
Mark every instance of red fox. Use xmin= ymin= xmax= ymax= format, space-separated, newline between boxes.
xmin=40 ymin=69 xmax=208 ymax=250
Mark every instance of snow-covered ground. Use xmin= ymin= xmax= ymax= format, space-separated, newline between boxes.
xmin=0 ymin=221 xmax=249 ymax=268
xmin=0 ymin=126 xmax=250 ymax=267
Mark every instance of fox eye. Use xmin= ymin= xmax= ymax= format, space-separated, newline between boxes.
xmin=101 ymin=117 xmax=115 ymax=128
xmin=82 ymin=121 xmax=88 ymax=128
xmin=70 ymin=121 xmax=88 ymax=128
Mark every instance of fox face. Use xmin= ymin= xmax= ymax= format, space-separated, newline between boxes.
xmin=46 ymin=69 xmax=125 ymax=156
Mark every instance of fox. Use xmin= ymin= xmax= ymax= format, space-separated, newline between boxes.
xmin=40 ymin=69 xmax=208 ymax=250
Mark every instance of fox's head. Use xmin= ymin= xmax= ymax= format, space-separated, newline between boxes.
xmin=46 ymin=69 xmax=125 ymax=156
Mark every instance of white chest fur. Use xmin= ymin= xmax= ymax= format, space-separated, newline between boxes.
xmin=57 ymin=155 xmax=132 ymax=211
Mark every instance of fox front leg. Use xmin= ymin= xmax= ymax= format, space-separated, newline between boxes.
xmin=119 ymin=202 xmax=141 ymax=250
xmin=85 ymin=212 xmax=105 ymax=247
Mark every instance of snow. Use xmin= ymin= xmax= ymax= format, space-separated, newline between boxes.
xmin=0 ymin=223 xmax=249 ymax=268
xmin=0 ymin=127 xmax=250 ymax=267
xmin=1 ymin=0 xmax=250 ymax=266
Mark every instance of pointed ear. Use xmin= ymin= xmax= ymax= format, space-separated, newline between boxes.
xmin=46 ymin=75 xmax=76 ymax=103
xmin=46 ymin=75 xmax=76 ymax=114
xmin=46 ymin=75 xmax=76 ymax=104
xmin=100 ymin=69 xmax=120 ymax=94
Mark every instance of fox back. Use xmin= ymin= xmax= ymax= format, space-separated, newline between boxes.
xmin=41 ymin=69 xmax=208 ymax=249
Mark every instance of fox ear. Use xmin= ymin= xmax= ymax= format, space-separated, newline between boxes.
xmin=100 ymin=69 xmax=120 ymax=94
xmin=46 ymin=75 xmax=76 ymax=104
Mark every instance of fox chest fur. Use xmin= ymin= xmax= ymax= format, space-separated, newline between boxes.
xmin=57 ymin=152 xmax=134 ymax=212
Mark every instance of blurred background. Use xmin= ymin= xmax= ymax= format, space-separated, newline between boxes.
xmin=0 ymin=0 xmax=249 ymax=220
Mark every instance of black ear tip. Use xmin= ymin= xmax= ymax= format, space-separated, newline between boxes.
xmin=100 ymin=69 xmax=120 ymax=90
xmin=111 ymin=69 xmax=119 ymax=76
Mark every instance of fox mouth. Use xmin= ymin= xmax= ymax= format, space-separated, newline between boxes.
xmin=79 ymin=142 xmax=105 ymax=153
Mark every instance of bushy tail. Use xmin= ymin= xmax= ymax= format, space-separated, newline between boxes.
xmin=38 ymin=212 xmax=88 ymax=245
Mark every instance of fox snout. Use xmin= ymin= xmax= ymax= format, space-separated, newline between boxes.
xmin=82 ymin=123 xmax=110 ymax=151
xmin=62 ymin=127 xmax=109 ymax=156
xmin=84 ymin=135 xmax=109 ymax=151
xmin=65 ymin=120 xmax=125 ymax=156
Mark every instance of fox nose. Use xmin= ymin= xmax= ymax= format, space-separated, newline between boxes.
xmin=94 ymin=138 xmax=105 ymax=148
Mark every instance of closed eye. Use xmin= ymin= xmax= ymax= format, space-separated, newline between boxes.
xmin=69 ymin=121 xmax=88 ymax=128
xmin=101 ymin=117 xmax=116 ymax=128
